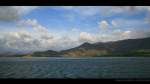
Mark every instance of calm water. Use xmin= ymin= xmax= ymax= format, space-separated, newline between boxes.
xmin=0 ymin=57 xmax=150 ymax=79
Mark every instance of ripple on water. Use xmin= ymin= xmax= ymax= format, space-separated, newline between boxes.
xmin=0 ymin=57 xmax=150 ymax=78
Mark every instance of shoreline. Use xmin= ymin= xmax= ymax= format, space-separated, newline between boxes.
xmin=0 ymin=57 xmax=150 ymax=62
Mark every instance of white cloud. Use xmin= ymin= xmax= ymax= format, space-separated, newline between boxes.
xmin=76 ymin=6 xmax=100 ymax=16
xmin=98 ymin=20 xmax=109 ymax=29
xmin=1 ymin=6 xmax=150 ymax=54
xmin=12 ymin=6 xmax=38 ymax=15
xmin=111 ymin=29 xmax=132 ymax=40
xmin=133 ymin=6 xmax=150 ymax=11
xmin=78 ymin=29 xmax=149 ymax=43
xmin=60 ymin=6 xmax=150 ymax=22
xmin=111 ymin=20 xmax=118 ymax=27
xmin=79 ymin=32 xmax=96 ymax=43
xmin=0 ymin=28 xmax=77 ymax=53
xmin=60 ymin=6 xmax=100 ymax=16
xmin=0 ymin=19 xmax=83 ymax=53
xmin=0 ymin=30 xmax=36 ymax=52
xmin=115 ymin=6 xmax=150 ymax=24
xmin=60 ymin=6 xmax=136 ymax=17
xmin=0 ymin=6 xmax=38 ymax=21
xmin=61 ymin=6 xmax=74 ymax=10
xmin=110 ymin=18 xmax=148 ymax=28
xmin=71 ymin=28 xmax=80 ymax=32
xmin=122 ymin=30 xmax=131 ymax=36
xmin=19 ymin=19 xmax=48 ymax=33
xmin=1 ymin=6 xmax=150 ymax=21
xmin=0 ymin=25 xmax=150 ymax=54
xmin=127 ymin=28 xmax=150 ymax=39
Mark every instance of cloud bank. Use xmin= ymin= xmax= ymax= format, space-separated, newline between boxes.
xmin=0 ymin=6 xmax=38 ymax=21
xmin=0 ymin=6 xmax=150 ymax=55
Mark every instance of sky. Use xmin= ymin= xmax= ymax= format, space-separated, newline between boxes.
xmin=0 ymin=6 xmax=150 ymax=53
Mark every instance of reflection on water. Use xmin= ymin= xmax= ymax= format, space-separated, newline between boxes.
xmin=0 ymin=57 xmax=150 ymax=78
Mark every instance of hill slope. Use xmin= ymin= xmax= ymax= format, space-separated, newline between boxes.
xmin=62 ymin=37 xmax=150 ymax=57
xmin=3 ymin=37 xmax=150 ymax=57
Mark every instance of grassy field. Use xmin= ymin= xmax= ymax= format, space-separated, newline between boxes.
xmin=64 ymin=49 xmax=150 ymax=57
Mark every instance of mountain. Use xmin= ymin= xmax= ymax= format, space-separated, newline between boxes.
xmin=103 ymin=37 xmax=150 ymax=52
xmin=62 ymin=37 xmax=150 ymax=57
xmin=10 ymin=50 xmax=61 ymax=57
xmin=61 ymin=42 xmax=107 ymax=57
xmin=31 ymin=50 xmax=61 ymax=57
xmin=3 ymin=37 xmax=150 ymax=57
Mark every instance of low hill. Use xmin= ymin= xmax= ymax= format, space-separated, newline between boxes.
xmin=4 ymin=37 xmax=150 ymax=57
xmin=62 ymin=37 xmax=150 ymax=57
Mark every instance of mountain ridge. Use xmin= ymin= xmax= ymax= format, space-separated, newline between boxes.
xmin=61 ymin=37 xmax=150 ymax=57
xmin=2 ymin=37 xmax=150 ymax=57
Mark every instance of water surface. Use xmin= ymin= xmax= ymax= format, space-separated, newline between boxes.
xmin=0 ymin=57 xmax=150 ymax=79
